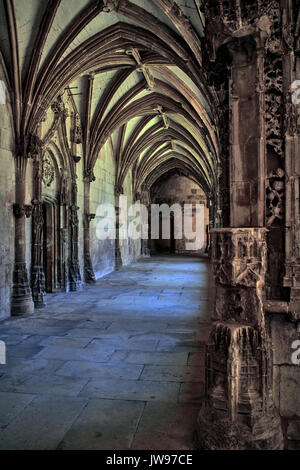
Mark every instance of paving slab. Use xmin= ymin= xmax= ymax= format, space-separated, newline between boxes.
xmin=109 ymin=350 xmax=189 ymax=366
xmin=131 ymin=402 xmax=199 ymax=450
xmin=56 ymin=360 xmax=143 ymax=380
xmin=0 ymin=373 xmax=88 ymax=396
xmin=79 ymin=377 xmax=180 ymax=402
xmin=140 ymin=365 xmax=203 ymax=383
xmin=0 ymin=392 xmax=35 ymax=429
xmin=57 ymin=399 xmax=145 ymax=450
xmin=36 ymin=345 xmax=114 ymax=362
xmin=0 ymin=395 xmax=87 ymax=450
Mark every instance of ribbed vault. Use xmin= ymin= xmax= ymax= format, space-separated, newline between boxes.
xmin=1 ymin=0 xmax=220 ymax=201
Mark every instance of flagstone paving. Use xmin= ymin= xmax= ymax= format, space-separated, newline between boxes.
xmin=0 ymin=255 xmax=213 ymax=450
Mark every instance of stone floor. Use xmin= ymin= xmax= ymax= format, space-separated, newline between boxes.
xmin=0 ymin=255 xmax=214 ymax=450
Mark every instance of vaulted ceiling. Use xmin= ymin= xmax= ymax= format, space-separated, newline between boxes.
xmin=0 ymin=0 xmax=220 ymax=197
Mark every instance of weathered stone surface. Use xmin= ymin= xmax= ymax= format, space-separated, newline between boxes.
xmin=0 ymin=392 xmax=35 ymax=429
xmin=0 ymin=396 xmax=87 ymax=450
xmin=132 ymin=402 xmax=199 ymax=450
xmin=140 ymin=365 xmax=203 ymax=383
xmin=56 ymin=360 xmax=143 ymax=380
xmin=0 ymin=373 xmax=88 ymax=396
xmin=79 ymin=377 xmax=180 ymax=402
xmin=58 ymin=399 xmax=144 ymax=450
xmin=268 ymin=314 xmax=300 ymax=365
xmin=279 ymin=367 xmax=300 ymax=417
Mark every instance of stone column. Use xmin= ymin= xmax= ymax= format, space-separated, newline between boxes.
xmin=114 ymin=185 xmax=123 ymax=270
xmin=68 ymin=180 xmax=82 ymax=291
xmin=140 ymin=186 xmax=151 ymax=258
xmin=11 ymin=156 xmax=34 ymax=315
xmin=83 ymin=172 xmax=96 ymax=283
xmin=195 ymin=228 xmax=283 ymax=450
xmin=31 ymin=155 xmax=46 ymax=307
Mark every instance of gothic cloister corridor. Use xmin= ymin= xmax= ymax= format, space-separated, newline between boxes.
xmin=0 ymin=256 xmax=213 ymax=450
xmin=1 ymin=0 xmax=300 ymax=451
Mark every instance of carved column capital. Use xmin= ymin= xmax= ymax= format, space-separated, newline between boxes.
xmin=13 ymin=204 xmax=33 ymax=218
xmin=83 ymin=168 xmax=96 ymax=183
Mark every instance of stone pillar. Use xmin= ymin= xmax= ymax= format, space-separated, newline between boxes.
xmin=83 ymin=172 xmax=96 ymax=283
xmin=11 ymin=157 xmax=34 ymax=316
xmin=114 ymin=186 xmax=123 ymax=270
xmin=195 ymin=228 xmax=283 ymax=450
xmin=68 ymin=181 xmax=82 ymax=291
xmin=140 ymin=186 xmax=151 ymax=258
xmin=30 ymin=152 xmax=47 ymax=307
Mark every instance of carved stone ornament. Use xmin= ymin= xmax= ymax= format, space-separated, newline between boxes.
xmin=27 ymin=134 xmax=44 ymax=158
xmin=42 ymin=155 xmax=55 ymax=187
xmin=84 ymin=168 xmax=96 ymax=183
xmin=72 ymin=113 xmax=83 ymax=144
xmin=13 ymin=204 xmax=33 ymax=218
xmin=103 ymin=0 xmax=119 ymax=13
xmin=266 ymin=168 xmax=285 ymax=226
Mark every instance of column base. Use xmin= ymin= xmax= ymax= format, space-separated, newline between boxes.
xmin=84 ymin=253 xmax=96 ymax=284
xmin=115 ymin=246 xmax=123 ymax=270
xmin=195 ymin=404 xmax=284 ymax=450
xmin=11 ymin=262 xmax=34 ymax=316
xmin=69 ymin=261 xmax=82 ymax=291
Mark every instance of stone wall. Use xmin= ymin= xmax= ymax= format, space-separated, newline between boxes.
xmin=90 ymin=139 xmax=116 ymax=278
xmin=151 ymin=174 xmax=209 ymax=254
xmin=0 ymin=64 xmax=15 ymax=320
xmin=267 ymin=313 xmax=300 ymax=449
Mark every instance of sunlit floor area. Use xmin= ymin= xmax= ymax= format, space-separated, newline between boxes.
xmin=0 ymin=256 xmax=214 ymax=450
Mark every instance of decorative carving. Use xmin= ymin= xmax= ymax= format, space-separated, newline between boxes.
xmin=31 ymin=199 xmax=46 ymax=307
xmin=264 ymin=55 xmax=284 ymax=157
xmin=102 ymin=0 xmax=119 ymax=13
xmin=13 ymin=204 xmax=32 ymax=218
xmin=72 ymin=113 xmax=83 ymax=144
xmin=126 ymin=48 xmax=155 ymax=91
xmin=69 ymin=204 xmax=82 ymax=291
xmin=84 ymin=168 xmax=96 ymax=183
xmin=284 ymin=95 xmax=298 ymax=136
xmin=196 ymin=323 xmax=283 ymax=450
xmin=195 ymin=228 xmax=283 ymax=450
xmin=51 ymin=95 xmax=65 ymax=115
xmin=114 ymin=184 xmax=124 ymax=196
xmin=42 ymin=155 xmax=55 ymax=187
xmin=27 ymin=134 xmax=44 ymax=158
xmin=212 ymin=228 xmax=267 ymax=290
xmin=266 ymin=168 xmax=285 ymax=226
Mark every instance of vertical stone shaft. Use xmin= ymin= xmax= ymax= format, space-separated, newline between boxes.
xmin=114 ymin=187 xmax=123 ymax=270
xmin=31 ymin=155 xmax=46 ymax=307
xmin=11 ymin=156 xmax=34 ymax=315
xmin=68 ymin=181 xmax=82 ymax=291
xmin=84 ymin=178 xmax=96 ymax=283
